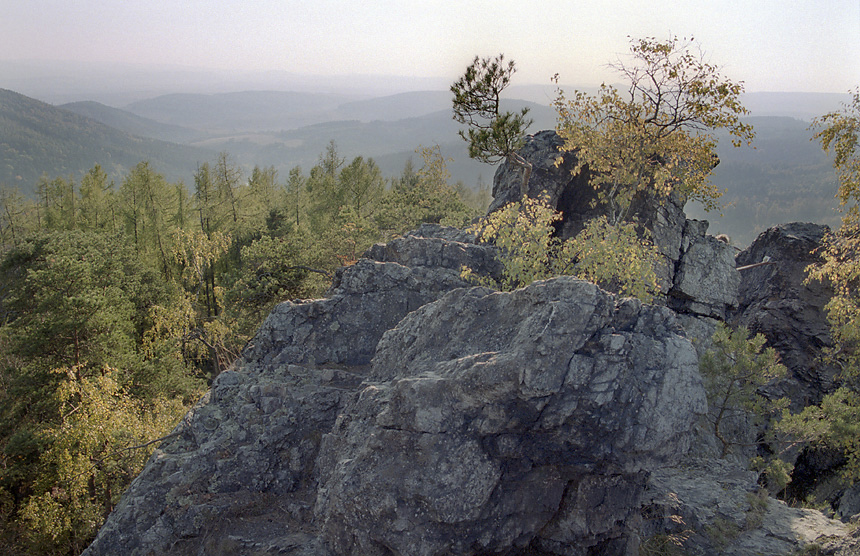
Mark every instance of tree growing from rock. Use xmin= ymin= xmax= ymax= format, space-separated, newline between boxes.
xmin=464 ymin=37 xmax=752 ymax=302
xmin=463 ymin=195 xmax=660 ymax=301
xmin=554 ymin=35 xmax=754 ymax=224
xmin=451 ymin=54 xmax=533 ymax=195
xmin=699 ymin=324 xmax=786 ymax=459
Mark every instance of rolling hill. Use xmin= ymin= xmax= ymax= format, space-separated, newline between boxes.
xmin=0 ymin=88 xmax=214 ymax=192
xmin=60 ymin=100 xmax=205 ymax=143
xmin=124 ymin=90 xmax=358 ymax=133
xmin=688 ymin=116 xmax=841 ymax=245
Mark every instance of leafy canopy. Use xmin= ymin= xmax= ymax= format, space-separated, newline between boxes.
xmin=19 ymin=366 xmax=186 ymax=556
xmin=813 ymin=90 xmax=860 ymax=225
xmin=554 ymin=36 xmax=754 ymax=223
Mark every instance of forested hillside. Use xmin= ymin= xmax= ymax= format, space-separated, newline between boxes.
xmin=0 ymin=89 xmax=213 ymax=190
xmin=60 ymin=101 xmax=204 ymax=144
xmin=0 ymin=145 xmax=484 ymax=555
xmin=1 ymin=86 xmax=844 ymax=247
xmin=693 ymin=116 xmax=840 ymax=244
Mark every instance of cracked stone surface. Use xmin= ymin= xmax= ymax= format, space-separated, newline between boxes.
xmin=83 ymin=242 xmax=706 ymax=555
xmin=81 ymin=222 xmax=851 ymax=556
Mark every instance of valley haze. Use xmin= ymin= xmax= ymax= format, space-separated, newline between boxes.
xmin=0 ymin=58 xmax=853 ymax=246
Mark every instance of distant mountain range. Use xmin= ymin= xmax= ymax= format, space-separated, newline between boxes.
xmin=0 ymin=84 xmax=849 ymax=245
xmin=57 ymin=89 xmax=560 ymax=191
xmin=122 ymin=90 xmax=356 ymax=133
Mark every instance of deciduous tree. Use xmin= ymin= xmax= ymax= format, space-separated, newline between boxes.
xmin=19 ymin=367 xmax=186 ymax=556
xmin=554 ymin=36 xmax=754 ymax=224
xmin=377 ymin=145 xmax=476 ymax=237
xmin=462 ymin=195 xmax=659 ymax=300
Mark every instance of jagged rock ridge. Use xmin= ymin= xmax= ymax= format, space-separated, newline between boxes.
xmin=82 ymin=134 xmax=858 ymax=555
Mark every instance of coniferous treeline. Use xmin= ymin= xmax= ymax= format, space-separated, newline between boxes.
xmin=0 ymin=142 xmax=486 ymax=555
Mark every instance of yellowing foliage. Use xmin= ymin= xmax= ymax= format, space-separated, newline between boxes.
xmin=19 ymin=366 xmax=189 ymax=555
xmin=567 ymin=215 xmax=660 ymax=303
xmin=463 ymin=195 xmax=660 ymax=302
xmin=554 ymin=36 xmax=754 ymax=223
xmin=807 ymin=91 xmax=860 ymax=375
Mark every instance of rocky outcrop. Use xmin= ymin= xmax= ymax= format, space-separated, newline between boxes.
xmin=668 ymin=219 xmax=741 ymax=319
xmin=731 ymin=222 xmax=837 ymax=409
xmin=730 ymin=223 xmax=860 ymax=518
xmin=635 ymin=222 xmax=859 ymax=554
xmin=490 ymin=130 xmax=739 ymax=319
xmin=83 ymin=227 xmax=708 ymax=556
xmin=317 ymin=278 xmax=705 ymax=556
xmin=238 ymin=224 xmax=502 ymax=370
xmin=81 ymin=146 xmax=853 ymax=556
xmin=489 ymin=130 xmax=587 ymax=226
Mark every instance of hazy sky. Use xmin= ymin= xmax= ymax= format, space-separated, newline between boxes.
xmin=2 ymin=0 xmax=858 ymax=93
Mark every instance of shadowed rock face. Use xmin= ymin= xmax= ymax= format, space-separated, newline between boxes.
xmin=82 ymin=227 xmax=706 ymax=556
xmin=731 ymin=222 xmax=836 ymax=409
xmin=730 ymin=223 xmax=857 ymax=515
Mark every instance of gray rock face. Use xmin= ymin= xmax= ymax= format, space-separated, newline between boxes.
xmin=83 ymin=229 xmax=708 ymax=556
xmin=82 ymin=364 xmax=354 ymax=556
xmin=239 ymin=224 xmax=500 ymax=370
xmin=669 ymin=220 xmax=741 ymax=319
xmin=731 ymin=223 xmax=852 ymax=516
xmin=489 ymin=130 xmax=739 ymax=318
xmin=316 ymin=278 xmax=706 ymax=556
xmin=732 ymin=222 xmax=836 ymax=408
xmin=489 ymin=130 xmax=584 ymax=219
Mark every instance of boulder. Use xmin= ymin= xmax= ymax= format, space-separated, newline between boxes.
xmin=669 ymin=219 xmax=741 ymax=319
xmin=316 ymin=277 xmax=706 ymax=556
xmin=488 ymin=130 xmax=583 ymax=220
xmin=643 ymin=458 xmax=856 ymax=556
